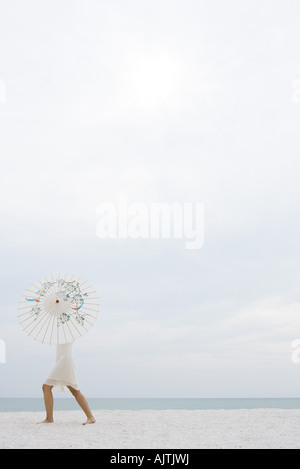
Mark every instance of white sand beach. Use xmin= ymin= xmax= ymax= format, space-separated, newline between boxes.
xmin=1 ymin=408 xmax=300 ymax=449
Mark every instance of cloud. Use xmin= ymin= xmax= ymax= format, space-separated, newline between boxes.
xmin=72 ymin=296 xmax=300 ymax=369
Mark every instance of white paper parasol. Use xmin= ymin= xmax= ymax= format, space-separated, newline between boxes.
xmin=18 ymin=273 xmax=99 ymax=345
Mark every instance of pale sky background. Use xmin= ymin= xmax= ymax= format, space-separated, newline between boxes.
xmin=1 ymin=0 xmax=300 ymax=398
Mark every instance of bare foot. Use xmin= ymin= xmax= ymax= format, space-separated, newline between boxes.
xmin=82 ymin=417 xmax=96 ymax=425
xmin=37 ymin=419 xmax=54 ymax=424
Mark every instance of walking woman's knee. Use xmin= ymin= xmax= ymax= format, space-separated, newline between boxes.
xmin=67 ymin=386 xmax=80 ymax=397
xmin=42 ymin=383 xmax=52 ymax=393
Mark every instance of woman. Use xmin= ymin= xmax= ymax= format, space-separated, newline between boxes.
xmin=40 ymin=341 xmax=95 ymax=425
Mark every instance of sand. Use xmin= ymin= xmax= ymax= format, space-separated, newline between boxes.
xmin=1 ymin=408 xmax=300 ymax=449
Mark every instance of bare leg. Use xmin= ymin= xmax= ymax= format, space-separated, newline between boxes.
xmin=67 ymin=386 xmax=96 ymax=425
xmin=39 ymin=384 xmax=54 ymax=423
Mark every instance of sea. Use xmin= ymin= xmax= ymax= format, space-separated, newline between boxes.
xmin=1 ymin=398 xmax=300 ymax=412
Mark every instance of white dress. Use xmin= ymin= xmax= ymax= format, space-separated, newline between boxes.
xmin=44 ymin=342 xmax=79 ymax=392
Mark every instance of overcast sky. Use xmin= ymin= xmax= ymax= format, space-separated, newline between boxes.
xmin=1 ymin=0 xmax=300 ymax=398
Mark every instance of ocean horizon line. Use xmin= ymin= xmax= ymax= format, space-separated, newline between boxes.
xmin=1 ymin=397 xmax=300 ymax=413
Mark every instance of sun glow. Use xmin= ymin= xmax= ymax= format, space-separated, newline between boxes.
xmin=123 ymin=51 xmax=183 ymax=112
